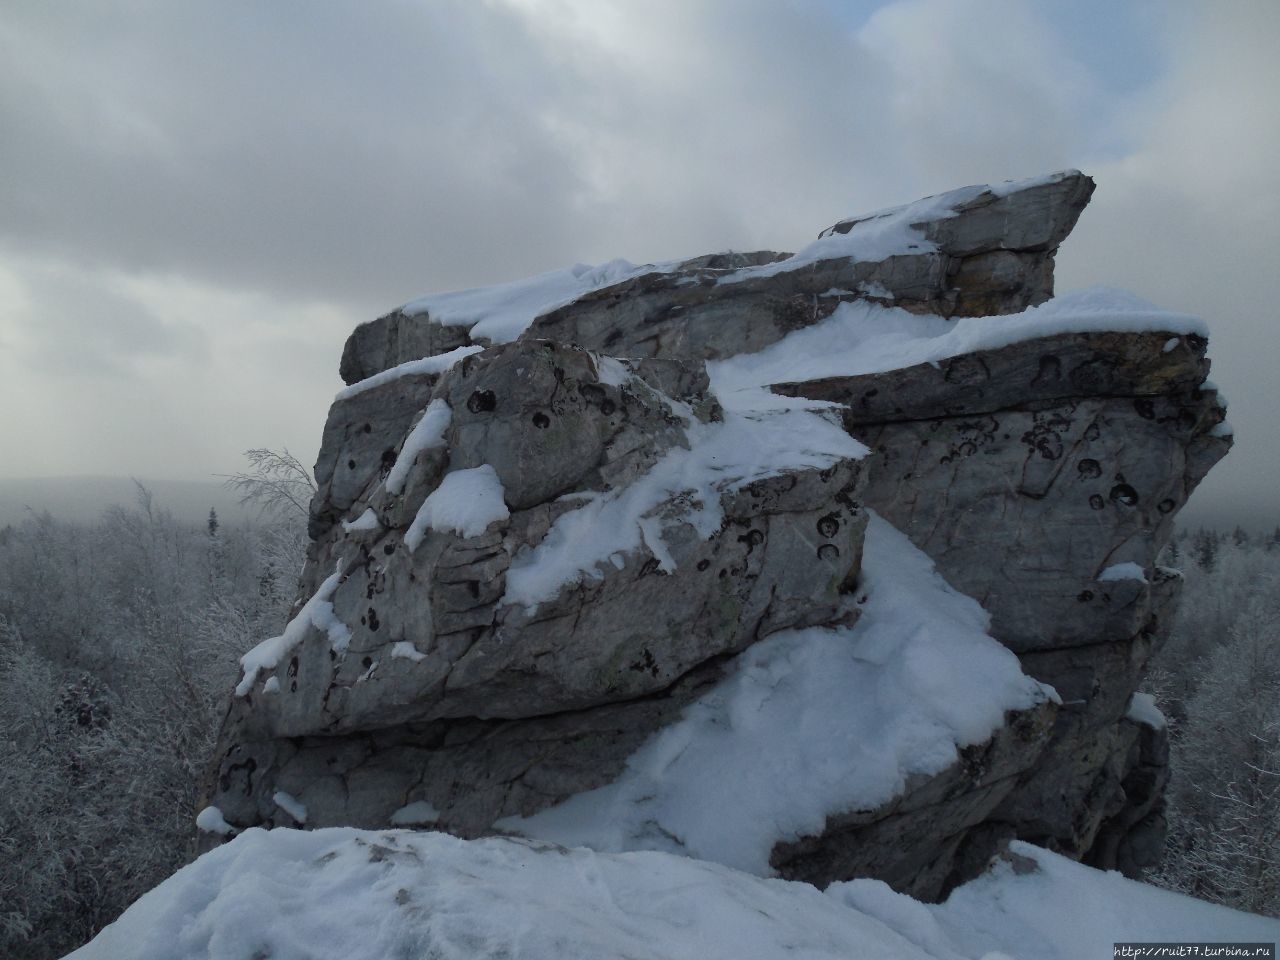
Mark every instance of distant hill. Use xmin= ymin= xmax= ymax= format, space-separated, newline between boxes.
xmin=0 ymin=476 xmax=263 ymax=528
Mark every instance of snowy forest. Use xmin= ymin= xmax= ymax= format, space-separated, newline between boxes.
xmin=0 ymin=462 xmax=1276 ymax=958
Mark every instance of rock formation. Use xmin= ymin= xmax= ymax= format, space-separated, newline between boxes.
xmin=200 ymin=170 xmax=1229 ymax=900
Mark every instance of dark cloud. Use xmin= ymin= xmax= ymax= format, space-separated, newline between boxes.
xmin=0 ymin=0 xmax=1107 ymax=314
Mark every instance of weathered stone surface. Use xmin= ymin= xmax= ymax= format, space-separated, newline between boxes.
xmin=771 ymin=699 xmax=1057 ymax=899
xmin=208 ymin=655 xmax=730 ymax=835
xmin=768 ymin=341 xmax=1223 ymax=878
xmin=523 ymin=172 xmax=1094 ymax=362
xmin=821 ymin=171 xmax=1093 ymax=256
xmin=843 ymin=388 xmax=1225 ymax=652
xmin=207 ymin=331 xmax=869 ymax=838
xmin=772 ymin=330 xmax=1212 ymax=425
xmin=1084 ymin=715 xmax=1170 ymax=878
xmin=339 ymin=309 xmax=471 ymax=385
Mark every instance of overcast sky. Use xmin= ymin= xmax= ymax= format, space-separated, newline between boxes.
xmin=0 ymin=0 xmax=1276 ymax=528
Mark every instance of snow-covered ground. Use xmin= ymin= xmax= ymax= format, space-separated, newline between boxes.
xmin=69 ymin=828 xmax=1279 ymax=960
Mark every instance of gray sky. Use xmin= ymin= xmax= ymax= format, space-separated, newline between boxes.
xmin=1 ymin=0 xmax=1276 ymax=528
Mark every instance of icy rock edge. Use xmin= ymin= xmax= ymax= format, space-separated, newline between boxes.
xmin=199 ymin=170 xmax=1230 ymax=905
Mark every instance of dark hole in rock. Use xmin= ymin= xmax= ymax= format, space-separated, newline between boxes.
xmin=362 ymin=656 xmax=373 ymax=669
xmin=1110 ymin=483 xmax=1139 ymax=506
xmin=362 ymin=423 xmax=372 ymax=433
xmin=737 ymin=529 xmax=766 ymax=553
xmin=1157 ymin=498 xmax=1176 ymax=514
xmin=601 ymin=399 xmax=616 ymax=415
xmin=288 ymin=656 xmax=299 ymax=678
xmin=531 ymin=412 xmax=551 ymax=429
xmin=383 ymin=543 xmax=395 ymax=556
xmin=817 ymin=544 xmax=840 ymax=561
xmin=816 ymin=514 xmax=840 ymax=539
xmin=1078 ymin=590 xmax=1094 ymax=602
xmin=1134 ymin=398 xmax=1156 ymax=420
xmin=696 ymin=559 xmax=710 ymax=571
xmin=1089 ymin=494 xmax=1106 ymax=511
xmin=368 ymin=608 xmax=380 ymax=631
xmin=1032 ymin=355 xmax=1062 ymax=385
xmin=348 ymin=459 xmax=357 ymax=470
xmin=467 ymin=390 xmax=497 ymax=413
xmin=1077 ymin=459 xmax=1102 ymax=480
xmin=1084 ymin=423 xmax=1101 ymax=442
xmin=290 ymin=680 xmax=298 ymax=693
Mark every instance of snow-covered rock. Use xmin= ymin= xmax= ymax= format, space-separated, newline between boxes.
xmin=200 ymin=171 xmax=1230 ymax=903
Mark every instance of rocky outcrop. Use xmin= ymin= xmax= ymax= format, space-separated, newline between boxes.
xmin=201 ymin=170 xmax=1228 ymax=898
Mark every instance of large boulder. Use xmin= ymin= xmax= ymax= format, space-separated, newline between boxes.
xmin=201 ymin=170 xmax=1227 ymax=898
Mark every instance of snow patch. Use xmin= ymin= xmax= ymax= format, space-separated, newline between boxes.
xmin=1098 ymin=562 xmax=1147 ymax=584
xmin=272 ymin=791 xmax=308 ymax=825
xmin=502 ymin=405 xmax=866 ymax=612
xmin=709 ymin=287 xmax=1210 ymax=399
xmin=499 ymin=513 xmax=1052 ymax=875
xmin=389 ymin=641 xmax=427 ymax=663
xmin=401 ymin=259 xmax=677 ymax=344
xmin=236 ymin=566 xmax=350 ymax=696
xmin=341 ymin=508 xmax=381 ymax=534
xmin=1126 ymin=692 xmax=1167 ymax=730
xmin=593 ymin=354 xmax=633 ymax=387
xmin=384 ymin=399 xmax=452 ymax=495
xmin=335 ymin=346 xmax=482 ymax=401
xmin=194 ymin=806 xmax=237 ymax=837
xmin=389 ymin=800 xmax=440 ymax=826
xmin=405 ymin=465 xmax=509 ymax=550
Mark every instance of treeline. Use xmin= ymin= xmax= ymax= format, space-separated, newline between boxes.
xmin=1149 ymin=525 xmax=1280 ymax=915
xmin=0 ymin=491 xmax=1276 ymax=956
xmin=0 ymin=485 xmax=306 ymax=960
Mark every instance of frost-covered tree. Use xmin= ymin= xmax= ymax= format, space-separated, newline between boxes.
xmin=0 ymin=465 xmax=309 ymax=958
xmin=1150 ymin=532 xmax=1280 ymax=916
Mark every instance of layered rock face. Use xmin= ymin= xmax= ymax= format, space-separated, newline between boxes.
xmin=201 ymin=170 xmax=1229 ymax=899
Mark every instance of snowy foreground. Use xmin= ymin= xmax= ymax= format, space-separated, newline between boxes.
xmin=70 ymin=827 xmax=1277 ymax=960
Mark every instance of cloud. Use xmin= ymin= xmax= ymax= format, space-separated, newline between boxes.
xmin=0 ymin=0 xmax=1274 ymax=528
xmin=0 ymin=0 xmax=1112 ymax=309
xmin=0 ymin=257 xmax=209 ymax=378
xmin=1055 ymin=0 xmax=1280 ymax=524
